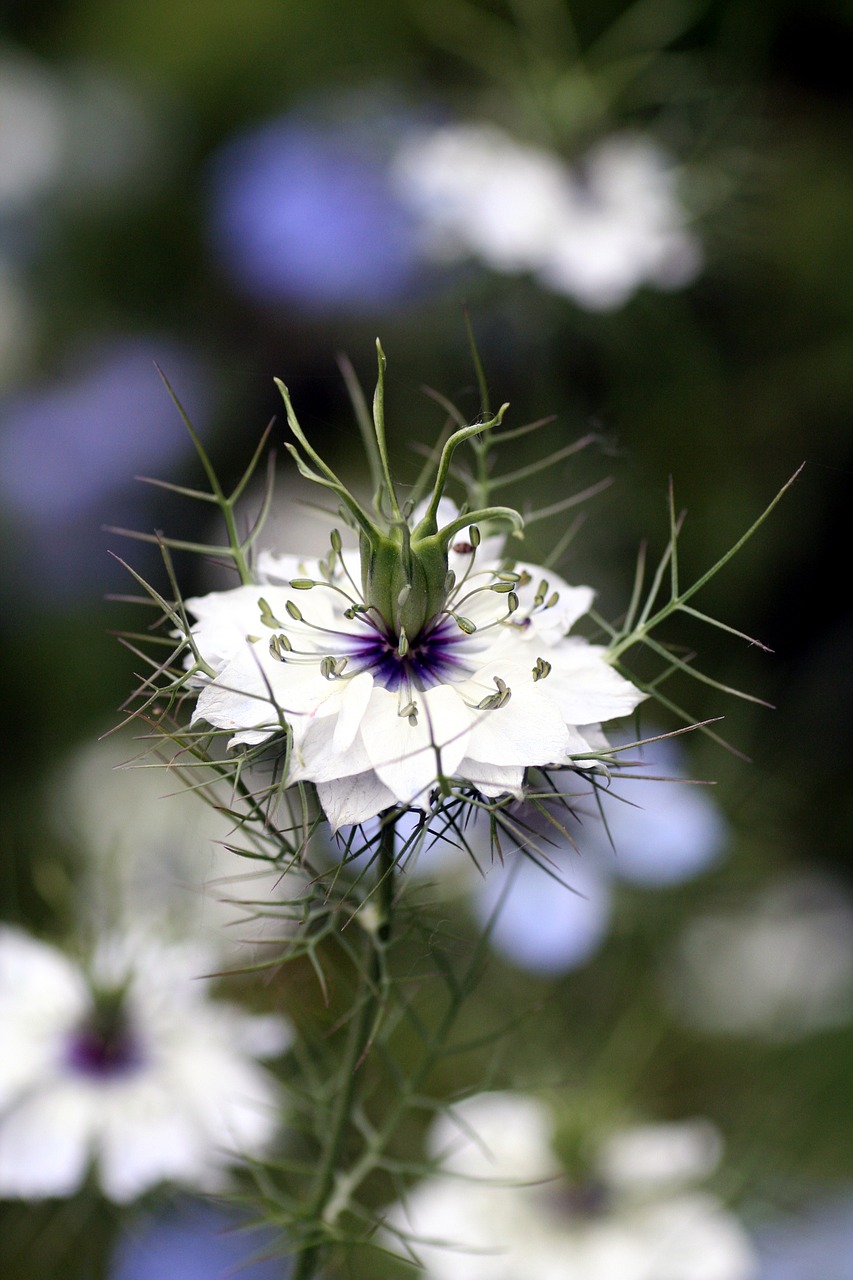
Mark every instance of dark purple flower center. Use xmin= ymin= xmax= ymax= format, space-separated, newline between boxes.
xmin=65 ymin=1005 xmax=144 ymax=1079
xmin=346 ymin=613 xmax=468 ymax=692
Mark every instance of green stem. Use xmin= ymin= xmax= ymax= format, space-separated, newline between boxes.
xmin=291 ymin=814 xmax=396 ymax=1280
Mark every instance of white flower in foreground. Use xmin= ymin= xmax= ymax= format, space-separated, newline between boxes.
xmin=179 ymin=365 xmax=644 ymax=833
xmin=666 ymin=876 xmax=853 ymax=1041
xmin=0 ymin=927 xmax=290 ymax=1202
xmin=384 ymin=1091 xmax=758 ymax=1280
xmin=391 ymin=123 xmax=702 ymax=310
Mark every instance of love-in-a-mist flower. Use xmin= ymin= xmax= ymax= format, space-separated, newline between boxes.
xmin=0 ymin=927 xmax=290 ymax=1202
xmin=180 ymin=347 xmax=645 ymax=832
xmin=383 ymin=1091 xmax=758 ymax=1279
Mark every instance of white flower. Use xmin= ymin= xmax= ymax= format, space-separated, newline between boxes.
xmin=0 ymin=927 xmax=291 ymax=1202
xmin=384 ymin=1091 xmax=758 ymax=1280
xmin=666 ymin=876 xmax=853 ymax=1041
xmin=391 ymin=123 xmax=702 ymax=310
xmin=183 ymin=517 xmax=644 ymax=832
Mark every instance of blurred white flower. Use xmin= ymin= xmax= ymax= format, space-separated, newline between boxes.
xmin=391 ymin=123 xmax=702 ymax=310
xmin=384 ymin=1091 xmax=757 ymax=1279
xmin=666 ymin=876 xmax=853 ymax=1041
xmin=470 ymin=735 xmax=727 ymax=974
xmin=0 ymin=927 xmax=290 ymax=1202
xmin=52 ymin=735 xmax=305 ymax=961
xmin=0 ymin=48 xmax=63 ymax=210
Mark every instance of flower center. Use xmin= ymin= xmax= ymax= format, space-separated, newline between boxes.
xmin=347 ymin=614 xmax=468 ymax=692
xmin=65 ymin=1003 xmax=144 ymax=1079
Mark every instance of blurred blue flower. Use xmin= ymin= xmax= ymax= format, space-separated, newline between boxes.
xmin=754 ymin=1193 xmax=853 ymax=1280
xmin=0 ymin=335 xmax=210 ymax=599
xmin=473 ymin=736 xmax=728 ymax=974
xmin=206 ymin=111 xmax=425 ymax=312
xmin=112 ymin=1200 xmax=287 ymax=1280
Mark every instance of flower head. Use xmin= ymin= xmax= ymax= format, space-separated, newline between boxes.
xmin=383 ymin=1091 xmax=758 ymax=1279
xmin=0 ymin=927 xmax=290 ymax=1202
xmin=179 ymin=348 xmax=644 ymax=832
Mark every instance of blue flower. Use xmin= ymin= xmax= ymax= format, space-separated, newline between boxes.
xmin=205 ymin=109 xmax=425 ymax=312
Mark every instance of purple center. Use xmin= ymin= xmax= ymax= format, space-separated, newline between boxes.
xmin=65 ymin=1013 xmax=144 ymax=1080
xmin=345 ymin=613 xmax=468 ymax=691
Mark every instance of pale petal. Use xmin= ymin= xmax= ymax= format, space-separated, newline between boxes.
xmin=360 ymin=685 xmax=472 ymax=807
xmin=0 ymin=1081 xmax=95 ymax=1198
xmin=97 ymin=1086 xmax=214 ymax=1201
xmin=331 ymin=671 xmax=374 ymax=754
xmin=499 ymin=562 xmax=594 ymax=643
xmin=316 ymin=772 xmax=398 ymax=830
xmin=457 ymin=758 xmax=525 ymax=798
xmin=289 ymin=709 xmax=373 ymax=785
xmin=462 ymin=663 xmax=573 ymax=767
xmin=542 ymin=640 xmax=646 ymax=724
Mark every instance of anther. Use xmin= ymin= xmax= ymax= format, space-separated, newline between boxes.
xmin=285 ymin=601 xmax=303 ymax=621
xmin=269 ymin=633 xmax=291 ymax=662
xmin=477 ymin=676 xmax=512 ymax=710
xmin=532 ymin=657 xmax=551 ymax=682
xmin=289 ymin=579 xmax=316 ymax=590
xmin=258 ymin=597 xmax=284 ymax=628
xmin=453 ymin=614 xmax=477 ymax=635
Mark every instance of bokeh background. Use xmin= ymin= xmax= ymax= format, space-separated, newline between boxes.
xmin=1 ymin=0 xmax=852 ymax=1276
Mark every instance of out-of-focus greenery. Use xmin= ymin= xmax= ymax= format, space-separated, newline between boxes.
xmin=1 ymin=0 xmax=852 ymax=1276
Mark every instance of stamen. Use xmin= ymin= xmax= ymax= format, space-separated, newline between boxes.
xmin=477 ymin=676 xmax=511 ymax=710
xmin=258 ymin=597 xmax=285 ymax=628
xmin=269 ymin=633 xmax=291 ymax=662
xmin=320 ymin=655 xmax=349 ymax=679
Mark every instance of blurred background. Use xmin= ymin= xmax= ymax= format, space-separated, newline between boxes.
xmin=0 ymin=0 xmax=852 ymax=1276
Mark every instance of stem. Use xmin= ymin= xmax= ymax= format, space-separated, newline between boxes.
xmin=291 ymin=814 xmax=396 ymax=1280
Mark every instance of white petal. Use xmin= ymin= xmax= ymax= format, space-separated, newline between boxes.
xmin=359 ymin=685 xmax=472 ymax=807
xmin=316 ymin=772 xmax=398 ymax=830
xmin=500 ymin=562 xmax=594 ymax=643
xmin=97 ymin=1087 xmax=214 ymax=1202
xmin=457 ymin=758 xmax=525 ymax=798
xmin=0 ymin=1082 xmax=95 ymax=1198
xmin=331 ymin=671 xmax=374 ymax=754
xmin=543 ymin=640 xmax=646 ymax=724
xmin=463 ymin=663 xmax=573 ymax=767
